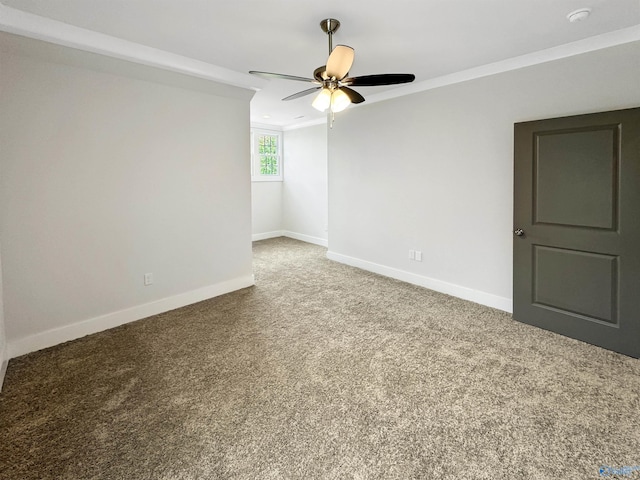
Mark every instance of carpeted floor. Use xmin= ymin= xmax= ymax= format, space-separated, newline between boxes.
xmin=1 ymin=237 xmax=639 ymax=479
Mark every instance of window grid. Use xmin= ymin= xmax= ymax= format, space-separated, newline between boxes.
xmin=258 ymin=135 xmax=279 ymax=176
xmin=251 ymin=129 xmax=282 ymax=181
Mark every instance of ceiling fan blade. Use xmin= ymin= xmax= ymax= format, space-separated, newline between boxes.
xmin=342 ymin=73 xmax=416 ymax=86
xmin=314 ymin=66 xmax=327 ymax=82
xmin=249 ymin=71 xmax=317 ymax=83
xmin=340 ymin=86 xmax=365 ymax=104
xmin=282 ymin=87 xmax=322 ymax=101
xmin=326 ymin=45 xmax=354 ymax=80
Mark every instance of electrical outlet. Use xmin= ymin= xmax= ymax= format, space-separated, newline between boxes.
xmin=144 ymin=273 xmax=153 ymax=286
xmin=408 ymin=249 xmax=415 ymax=260
xmin=415 ymin=251 xmax=422 ymax=262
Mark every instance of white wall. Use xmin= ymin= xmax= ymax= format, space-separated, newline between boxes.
xmin=0 ymin=34 xmax=255 ymax=357
xmin=328 ymin=41 xmax=640 ymax=312
xmin=251 ymin=181 xmax=283 ymax=239
xmin=282 ymin=124 xmax=328 ymax=246
xmin=0 ymin=247 xmax=7 ymax=390
xmin=250 ymin=123 xmax=328 ymax=245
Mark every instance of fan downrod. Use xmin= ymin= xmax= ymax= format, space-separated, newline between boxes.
xmin=320 ymin=18 xmax=340 ymax=53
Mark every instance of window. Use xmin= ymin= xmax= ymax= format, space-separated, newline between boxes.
xmin=251 ymin=129 xmax=282 ymax=181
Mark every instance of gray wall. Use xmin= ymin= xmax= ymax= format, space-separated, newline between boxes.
xmin=283 ymin=124 xmax=328 ymax=245
xmin=0 ymin=247 xmax=6 ymax=389
xmin=0 ymin=34 xmax=255 ymax=356
xmin=328 ymin=41 xmax=640 ymax=311
xmin=250 ymin=123 xmax=328 ymax=246
xmin=251 ymin=182 xmax=283 ymax=238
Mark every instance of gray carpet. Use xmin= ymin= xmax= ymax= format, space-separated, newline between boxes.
xmin=1 ymin=237 xmax=639 ymax=479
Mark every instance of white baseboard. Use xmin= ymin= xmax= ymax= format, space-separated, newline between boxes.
xmin=0 ymin=352 xmax=7 ymax=392
xmin=252 ymin=231 xmax=284 ymax=241
xmin=326 ymin=251 xmax=512 ymax=313
xmin=252 ymin=230 xmax=328 ymax=247
xmin=282 ymin=231 xmax=328 ymax=247
xmin=7 ymin=275 xmax=255 ymax=359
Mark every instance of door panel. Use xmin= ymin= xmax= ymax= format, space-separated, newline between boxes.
xmin=533 ymin=246 xmax=617 ymax=324
xmin=514 ymin=107 xmax=640 ymax=358
xmin=534 ymin=126 xmax=618 ymax=229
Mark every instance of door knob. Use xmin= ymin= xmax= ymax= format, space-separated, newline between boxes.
xmin=514 ymin=229 xmax=524 ymax=236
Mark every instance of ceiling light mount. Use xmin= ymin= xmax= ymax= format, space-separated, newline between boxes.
xmin=320 ymin=18 xmax=340 ymax=35
xmin=567 ymin=8 xmax=591 ymax=23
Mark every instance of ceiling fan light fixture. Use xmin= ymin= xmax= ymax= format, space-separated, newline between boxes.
xmin=249 ymin=18 xmax=415 ymax=124
xmin=330 ymin=89 xmax=351 ymax=113
xmin=312 ymin=88 xmax=332 ymax=112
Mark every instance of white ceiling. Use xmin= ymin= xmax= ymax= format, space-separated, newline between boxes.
xmin=2 ymin=0 xmax=640 ymax=128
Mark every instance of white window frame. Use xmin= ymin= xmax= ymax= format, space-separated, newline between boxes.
xmin=251 ymin=128 xmax=283 ymax=182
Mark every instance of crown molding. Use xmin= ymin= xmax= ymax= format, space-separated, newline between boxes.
xmin=1 ymin=2 xmax=638 ymax=122
xmin=0 ymin=3 xmax=266 ymax=91
xmin=251 ymin=116 xmax=326 ymax=132
xmin=282 ymin=116 xmax=327 ymax=131
xmin=364 ymin=24 xmax=640 ymax=106
xmin=250 ymin=122 xmax=284 ymax=132
xmin=262 ymin=24 xmax=640 ymax=129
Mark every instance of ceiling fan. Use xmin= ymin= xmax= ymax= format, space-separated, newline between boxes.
xmin=249 ymin=18 xmax=415 ymax=120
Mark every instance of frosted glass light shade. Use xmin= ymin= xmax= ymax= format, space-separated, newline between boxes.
xmin=330 ymin=89 xmax=351 ymax=113
xmin=326 ymin=45 xmax=355 ymax=80
xmin=312 ymin=88 xmax=331 ymax=112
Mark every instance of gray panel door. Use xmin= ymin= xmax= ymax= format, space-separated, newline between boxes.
xmin=513 ymin=107 xmax=640 ymax=358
